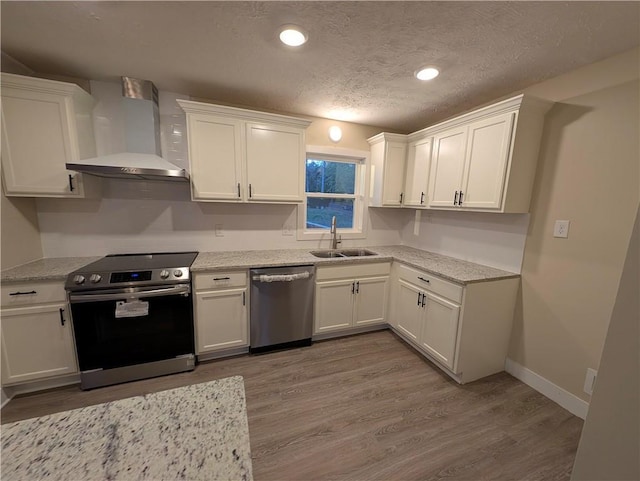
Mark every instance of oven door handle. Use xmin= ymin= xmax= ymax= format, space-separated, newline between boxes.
xmin=68 ymin=285 xmax=191 ymax=303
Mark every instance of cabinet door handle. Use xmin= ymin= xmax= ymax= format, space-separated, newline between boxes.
xmin=417 ymin=276 xmax=430 ymax=284
xmin=420 ymin=192 xmax=425 ymax=204
xmin=249 ymin=184 xmax=253 ymax=198
xmin=9 ymin=290 xmax=37 ymax=296
xmin=68 ymin=174 xmax=75 ymax=192
xmin=454 ymin=191 xmax=459 ymax=205
xmin=459 ymin=191 xmax=464 ymax=205
xmin=355 ymin=281 xmax=359 ymax=294
xmin=237 ymin=183 xmax=241 ymax=198
xmin=417 ymin=292 xmax=422 ymax=306
xmin=421 ymin=293 xmax=426 ymax=308
xmin=351 ymin=281 xmax=355 ymax=294
xmin=399 ymin=193 xmax=404 ymax=204
xmin=59 ymin=308 xmax=66 ymax=326
xmin=242 ymin=291 xmax=246 ymax=306
xmin=213 ymin=277 xmax=231 ymax=281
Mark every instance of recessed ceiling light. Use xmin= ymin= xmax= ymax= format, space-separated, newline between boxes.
xmin=279 ymin=25 xmax=308 ymax=47
xmin=415 ymin=67 xmax=440 ymax=81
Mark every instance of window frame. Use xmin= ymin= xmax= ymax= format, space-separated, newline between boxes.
xmin=297 ymin=145 xmax=369 ymax=242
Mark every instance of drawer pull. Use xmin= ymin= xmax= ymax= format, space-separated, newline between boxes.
xmin=421 ymin=293 xmax=426 ymax=307
xmin=454 ymin=191 xmax=459 ymax=205
xmin=9 ymin=290 xmax=37 ymax=296
xmin=59 ymin=308 xmax=66 ymax=326
xmin=459 ymin=191 xmax=464 ymax=205
xmin=420 ymin=192 xmax=425 ymax=204
xmin=417 ymin=292 xmax=422 ymax=306
xmin=355 ymin=281 xmax=359 ymax=294
xmin=68 ymin=174 xmax=75 ymax=192
xmin=213 ymin=277 xmax=231 ymax=281
xmin=417 ymin=277 xmax=430 ymax=284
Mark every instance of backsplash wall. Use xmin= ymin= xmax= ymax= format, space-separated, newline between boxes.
xmin=400 ymin=210 xmax=530 ymax=273
xmin=36 ymin=179 xmax=404 ymax=257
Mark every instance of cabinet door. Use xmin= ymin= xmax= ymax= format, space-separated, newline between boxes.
xmin=403 ymin=137 xmax=432 ymax=207
xmin=314 ymin=279 xmax=355 ymax=334
xmin=420 ymin=292 xmax=460 ymax=370
xmin=428 ymin=126 xmax=468 ymax=208
xmin=186 ymin=114 xmax=244 ymax=201
xmin=1 ymin=304 xmax=77 ymax=384
xmin=394 ymin=280 xmax=424 ymax=342
xmin=381 ymin=141 xmax=407 ymax=206
xmin=195 ymin=288 xmax=248 ymax=353
xmin=245 ymin=123 xmax=304 ymax=202
xmin=353 ymin=276 xmax=388 ymax=327
xmin=460 ymin=112 xmax=515 ymax=210
xmin=1 ymin=90 xmax=84 ymax=197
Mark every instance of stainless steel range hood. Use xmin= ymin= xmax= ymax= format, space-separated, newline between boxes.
xmin=66 ymin=77 xmax=189 ymax=182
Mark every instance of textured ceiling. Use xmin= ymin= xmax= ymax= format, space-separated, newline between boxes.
xmin=1 ymin=1 xmax=639 ymax=132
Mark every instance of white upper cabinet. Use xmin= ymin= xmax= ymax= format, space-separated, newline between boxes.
xmin=403 ymin=136 xmax=433 ymax=208
xmin=185 ymin=114 xmax=243 ymax=201
xmin=178 ymin=100 xmax=310 ymax=203
xmin=245 ymin=122 xmax=305 ymax=202
xmin=368 ymin=133 xmax=407 ymax=207
xmin=427 ymin=95 xmax=552 ymax=213
xmin=1 ymin=73 xmax=99 ymax=198
xmin=369 ymin=94 xmax=552 ymax=214
xmin=428 ymin=126 xmax=468 ymax=208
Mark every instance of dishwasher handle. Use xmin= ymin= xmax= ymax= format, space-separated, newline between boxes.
xmin=252 ymin=271 xmax=312 ymax=283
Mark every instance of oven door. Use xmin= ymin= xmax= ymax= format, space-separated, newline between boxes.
xmin=68 ymin=284 xmax=195 ymax=372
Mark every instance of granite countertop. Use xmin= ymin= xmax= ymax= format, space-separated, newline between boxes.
xmin=1 ymin=376 xmax=253 ymax=481
xmin=192 ymin=245 xmax=518 ymax=285
xmin=1 ymin=256 xmax=101 ymax=283
xmin=1 ymin=246 xmax=518 ymax=286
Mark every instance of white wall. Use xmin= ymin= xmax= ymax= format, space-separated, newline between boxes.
xmin=400 ymin=210 xmax=529 ymax=273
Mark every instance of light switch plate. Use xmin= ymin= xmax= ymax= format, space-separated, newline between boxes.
xmin=553 ymin=220 xmax=570 ymax=238
xmin=214 ymin=224 xmax=224 ymax=237
xmin=584 ymin=368 xmax=597 ymax=395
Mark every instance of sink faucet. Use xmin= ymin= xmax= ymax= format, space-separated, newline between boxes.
xmin=330 ymin=216 xmax=342 ymax=249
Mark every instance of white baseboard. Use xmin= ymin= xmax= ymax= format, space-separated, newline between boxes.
xmin=1 ymin=374 xmax=80 ymax=409
xmin=505 ymin=358 xmax=589 ymax=419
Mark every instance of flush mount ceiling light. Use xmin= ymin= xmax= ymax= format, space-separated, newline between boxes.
xmin=415 ymin=67 xmax=440 ymax=81
xmin=279 ymin=25 xmax=308 ymax=47
xmin=328 ymin=125 xmax=342 ymax=143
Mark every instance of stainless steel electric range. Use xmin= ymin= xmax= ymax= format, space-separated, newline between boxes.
xmin=65 ymin=252 xmax=199 ymax=390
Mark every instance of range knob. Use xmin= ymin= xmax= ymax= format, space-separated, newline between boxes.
xmin=89 ymin=274 xmax=102 ymax=284
xmin=173 ymin=270 xmax=183 ymax=278
xmin=160 ymin=270 xmax=170 ymax=279
xmin=73 ymin=275 xmax=86 ymax=285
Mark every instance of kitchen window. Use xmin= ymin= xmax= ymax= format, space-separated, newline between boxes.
xmin=298 ymin=146 xmax=368 ymax=241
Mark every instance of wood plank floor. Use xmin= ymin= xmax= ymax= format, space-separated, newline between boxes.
xmin=2 ymin=330 xmax=583 ymax=480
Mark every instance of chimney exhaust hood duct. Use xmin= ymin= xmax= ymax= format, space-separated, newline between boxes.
xmin=66 ymin=77 xmax=189 ymax=182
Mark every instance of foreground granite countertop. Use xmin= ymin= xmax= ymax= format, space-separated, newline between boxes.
xmin=1 ymin=376 xmax=253 ymax=481
xmin=193 ymin=245 xmax=518 ymax=285
xmin=1 ymin=256 xmax=101 ymax=283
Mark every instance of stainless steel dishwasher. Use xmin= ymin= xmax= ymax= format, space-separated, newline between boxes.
xmin=250 ymin=265 xmax=315 ymax=353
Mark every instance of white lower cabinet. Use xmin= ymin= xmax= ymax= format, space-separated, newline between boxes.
xmin=314 ymin=262 xmax=390 ymax=336
xmin=390 ymin=263 xmax=519 ymax=383
xmin=1 ymin=281 xmax=77 ymax=385
xmin=193 ymin=271 xmax=248 ymax=356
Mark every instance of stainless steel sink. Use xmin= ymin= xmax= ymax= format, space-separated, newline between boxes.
xmin=310 ymin=249 xmax=377 ymax=258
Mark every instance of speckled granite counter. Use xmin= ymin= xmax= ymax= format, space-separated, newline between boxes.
xmin=1 ymin=376 xmax=253 ymax=481
xmin=1 ymin=256 xmax=101 ymax=283
xmin=192 ymin=245 xmax=518 ymax=285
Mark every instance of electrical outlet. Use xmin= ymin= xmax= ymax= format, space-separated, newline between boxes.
xmin=553 ymin=220 xmax=570 ymax=238
xmin=214 ymin=224 xmax=224 ymax=237
xmin=584 ymin=368 xmax=597 ymax=395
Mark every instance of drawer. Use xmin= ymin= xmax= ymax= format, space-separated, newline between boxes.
xmin=1 ymin=281 xmax=66 ymax=307
xmin=316 ymin=262 xmax=391 ymax=281
xmin=396 ymin=263 xmax=464 ymax=304
xmin=194 ymin=271 xmax=248 ymax=290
